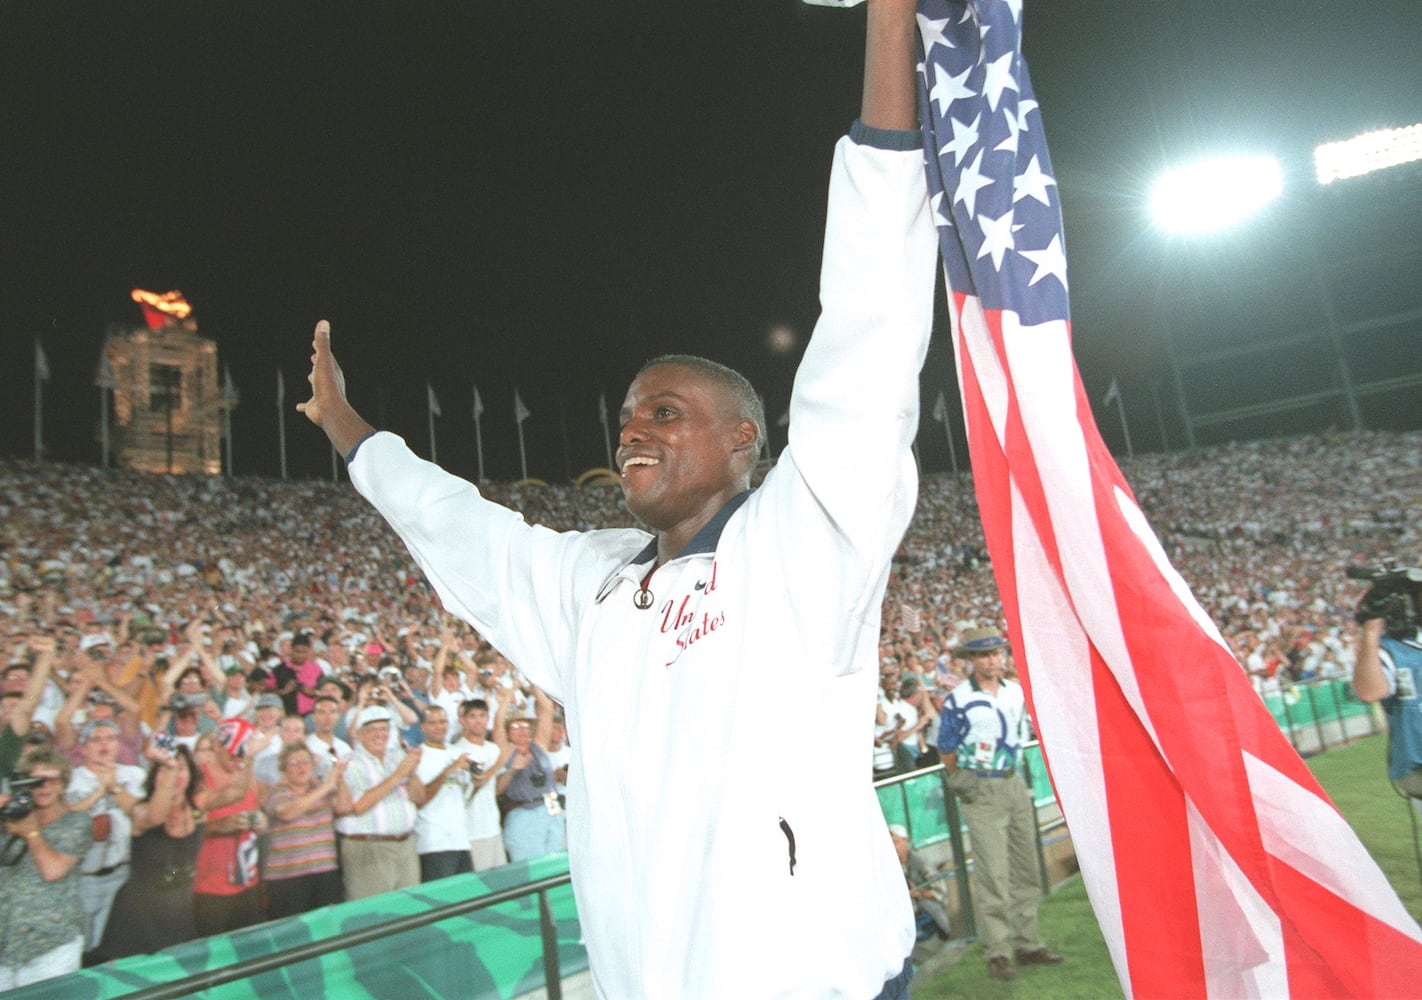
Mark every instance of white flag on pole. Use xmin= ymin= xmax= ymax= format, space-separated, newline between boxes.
xmin=931 ymin=389 xmax=949 ymax=425
xmin=427 ymin=383 xmax=442 ymax=418
xmin=35 ymin=341 xmax=50 ymax=382
xmin=473 ymin=384 xmax=484 ymax=420
xmin=96 ymin=347 xmax=116 ymax=389
xmin=514 ymin=389 xmax=530 ymax=424
xmin=1102 ymin=377 xmax=1121 ymax=408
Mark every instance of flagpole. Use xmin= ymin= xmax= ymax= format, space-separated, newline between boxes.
xmin=558 ymin=401 xmax=571 ymax=482
xmin=224 ymin=391 xmax=234 ymax=477
xmin=33 ymin=335 xmax=47 ymax=460
xmin=34 ymin=354 xmax=43 ymax=463
xmin=99 ymin=382 xmax=109 ymax=469
xmin=222 ymin=365 xmax=236 ymax=477
xmin=933 ymin=390 xmax=959 ymax=475
xmin=1149 ymin=378 xmax=1170 ymax=453
xmin=515 ymin=388 xmax=529 ymax=481
xmin=427 ymin=384 xmax=438 ymax=465
xmin=1113 ymin=391 xmax=1135 ymax=461
xmin=473 ymin=384 xmax=486 ymax=483
xmin=277 ymin=368 xmax=287 ymax=481
xmin=598 ymin=392 xmax=613 ymax=470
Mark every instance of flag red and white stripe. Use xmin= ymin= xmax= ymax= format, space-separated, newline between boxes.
xmin=917 ymin=1 xmax=1422 ymax=995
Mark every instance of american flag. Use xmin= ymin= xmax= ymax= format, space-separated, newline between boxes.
xmin=915 ymin=1 xmax=1422 ymax=995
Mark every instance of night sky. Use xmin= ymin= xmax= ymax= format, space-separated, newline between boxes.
xmin=4 ymin=2 xmax=1421 ymax=482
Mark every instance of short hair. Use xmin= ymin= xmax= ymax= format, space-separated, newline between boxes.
xmin=17 ymin=746 xmax=72 ymax=787
xmin=313 ymin=695 xmax=340 ymax=711
xmin=142 ymin=744 xmax=201 ymax=806
xmin=278 ymin=742 xmax=315 ymax=771
xmin=637 ymin=354 xmax=765 ymax=453
xmin=460 ymin=698 xmax=490 ymax=716
xmin=317 ymin=678 xmax=350 ymax=701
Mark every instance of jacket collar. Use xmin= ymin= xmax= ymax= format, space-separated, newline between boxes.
xmin=596 ymin=489 xmax=753 ymax=603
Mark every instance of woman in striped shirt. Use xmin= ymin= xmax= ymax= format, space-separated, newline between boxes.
xmin=262 ymin=743 xmax=347 ymax=920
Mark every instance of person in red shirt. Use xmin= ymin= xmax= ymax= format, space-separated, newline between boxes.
xmin=191 ymin=719 xmax=269 ymax=935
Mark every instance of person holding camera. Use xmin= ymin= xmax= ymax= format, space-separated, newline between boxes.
xmin=494 ymin=687 xmax=562 ymax=863
xmin=450 ymin=697 xmax=510 ymax=872
xmin=411 ymin=704 xmax=475 ymax=882
xmin=0 ymin=747 xmax=92 ymax=989
xmin=1350 ymin=583 xmax=1422 ymax=798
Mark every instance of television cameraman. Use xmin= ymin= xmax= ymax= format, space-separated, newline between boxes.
xmin=1350 ymin=565 xmax=1422 ymax=797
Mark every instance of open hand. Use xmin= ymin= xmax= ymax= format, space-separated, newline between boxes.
xmin=297 ymin=320 xmax=347 ymax=431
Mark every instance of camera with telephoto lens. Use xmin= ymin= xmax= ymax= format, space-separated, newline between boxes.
xmin=0 ymin=773 xmax=47 ymax=822
xmin=1348 ymin=561 xmax=1422 ymax=639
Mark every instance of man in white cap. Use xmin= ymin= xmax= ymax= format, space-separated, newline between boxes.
xmin=936 ymin=626 xmax=1062 ymax=980
xmin=334 ymin=705 xmax=424 ymax=899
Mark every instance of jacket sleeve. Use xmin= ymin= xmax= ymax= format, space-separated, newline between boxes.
xmin=751 ymin=129 xmax=937 ymax=640
xmin=347 ymin=432 xmax=642 ymax=700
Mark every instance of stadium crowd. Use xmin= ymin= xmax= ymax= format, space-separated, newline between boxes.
xmin=0 ymin=426 xmax=1418 ymax=984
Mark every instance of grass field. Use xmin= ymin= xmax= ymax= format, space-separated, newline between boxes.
xmin=910 ymin=732 xmax=1422 ymax=998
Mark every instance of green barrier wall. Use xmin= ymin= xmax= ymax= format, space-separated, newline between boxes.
xmin=10 ymin=854 xmax=582 ymax=1000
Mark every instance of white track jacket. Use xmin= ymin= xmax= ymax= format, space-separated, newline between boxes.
xmin=349 ymin=128 xmax=937 ymax=998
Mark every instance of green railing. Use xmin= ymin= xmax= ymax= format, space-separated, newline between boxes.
xmin=9 ymin=856 xmax=581 ymax=1000
xmin=1258 ymin=676 xmax=1379 ymax=754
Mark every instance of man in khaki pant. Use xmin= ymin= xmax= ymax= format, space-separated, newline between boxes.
xmin=937 ymin=626 xmax=1063 ymax=981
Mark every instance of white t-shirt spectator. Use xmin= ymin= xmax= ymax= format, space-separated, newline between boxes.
xmin=451 ymin=736 xmax=504 ymax=840
xmin=414 ymin=743 xmax=470 ymax=854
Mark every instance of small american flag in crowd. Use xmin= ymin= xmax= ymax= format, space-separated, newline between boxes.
xmin=915 ymin=0 xmax=1422 ymax=995
xmin=900 ymin=603 xmax=922 ymax=634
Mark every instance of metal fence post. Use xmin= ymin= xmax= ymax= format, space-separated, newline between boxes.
xmin=1022 ymin=752 xmax=1050 ymax=893
xmin=1304 ymin=681 xmax=1327 ymax=751
xmin=939 ymin=768 xmax=977 ymax=941
xmin=539 ymin=889 xmax=563 ymax=1000
xmin=1279 ymin=686 xmax=1301 ymax=752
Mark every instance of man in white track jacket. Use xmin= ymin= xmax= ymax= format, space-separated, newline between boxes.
xmin=300 ymin=2 xmax=934 ymax=995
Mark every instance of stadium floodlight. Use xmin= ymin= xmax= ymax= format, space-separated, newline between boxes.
xmin=1314 ymin=122 xmax=1422 ymax=185
xmin=1149 ymin=155 xmax=1283 ymax=233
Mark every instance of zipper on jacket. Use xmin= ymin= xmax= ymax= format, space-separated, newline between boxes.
xmin=778 ymin=816 xmax=797 ymax=876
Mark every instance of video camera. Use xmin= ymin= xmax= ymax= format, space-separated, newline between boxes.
xmin=1348 ymin=561 xmax=1422 ymax=639
xmin=0 ymin=772 xmax=47 ymax=822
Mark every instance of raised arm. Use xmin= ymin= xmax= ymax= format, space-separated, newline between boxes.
xmin=861 ymin=0 xmax=918 ymax=132
xmin=298 ymin=320 xmax=376 ymax=458
xmin=1352 ymin=618 xmax=1391 ymax=703
xmin=11 ymin=635 xmax=57 ymax=737
xmin=531 ymin=687 xmax=554 ymax=752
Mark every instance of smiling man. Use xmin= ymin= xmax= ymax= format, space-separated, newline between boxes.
xmin=300 ymin=1 xmax=932 ymax=994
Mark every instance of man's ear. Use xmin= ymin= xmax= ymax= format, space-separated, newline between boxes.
xmin=731 ymin=419 xmax=759 ymax=454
